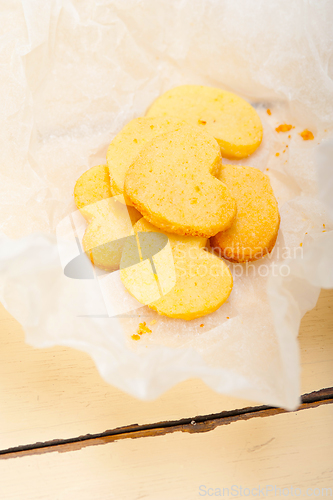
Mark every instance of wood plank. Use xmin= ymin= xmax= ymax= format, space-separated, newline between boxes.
xmin=299 ymin=289 xmax=333 ymax=394
xmin=0 ymin=404 xmax=332 ymax=500
xmin=0 ymin=289 xmax=332 ymax=450
xmin=1 ymin=389 xmax=332 ymax=459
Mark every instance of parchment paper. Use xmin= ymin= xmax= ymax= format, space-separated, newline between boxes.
xmin=0 ymin=0 xmax=332 ymax=410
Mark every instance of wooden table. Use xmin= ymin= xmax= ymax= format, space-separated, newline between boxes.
xmin=0 ymin=289 xmax=332 ymax=499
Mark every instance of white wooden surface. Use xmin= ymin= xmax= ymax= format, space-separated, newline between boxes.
xmin=0 ymin=290 xmax=332 ymax=499
xmin=0 ymin=404 xmax=332 ymax=500
xmin=0 ymin=290 xmax=332 ymax=451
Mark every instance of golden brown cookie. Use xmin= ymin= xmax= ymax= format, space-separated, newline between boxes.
xmin=81 ymin=196 xmax=141 ymax=271
xmin=120 ymin=218 xmax=233 ymax=320
xmin=74 ymin=165 xmax=141 ymax=270
xmin=124 ymin=126 xmax=236 ymax=238
xmin=210 ymin=165 xmax=280 ymax=262
xmin=106 ymin=117 xmax=187 ymax=205
xmin=146 ymin=85 xmax=263 ymax=159
xmin=74 ymin=164 xmax=112 ymax=214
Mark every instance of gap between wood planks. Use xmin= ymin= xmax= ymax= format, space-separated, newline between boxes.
xmin=1 ymin=387 xmax=332 ymax=460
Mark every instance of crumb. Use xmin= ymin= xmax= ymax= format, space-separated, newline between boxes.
xmin=200 ymin=324 xmax=204 ymax=327
xmin=283 ymin=150 xmax=286 ymax=153
xmin=286 ymin=145 xmax=288 ymax=148
xmin=267 ymin=109 xmax=272 ymax=115
xmin=276 ymin=124 xmax=293 ymax=133
xmin=288 ymin=135 xmax=291 ymax=138
xmin=198 ymin=119 xmax=206 ymax=125
xmin=150 ymin=319 xmax=157 ymax=326
xmin=137 ymin=322 xmax=152 ymax=335
xmin=266 ymin=168 xmax=269 ymax=171
xmin=132 ymin=334 xmax=141 ymax=341
xmin=226 ymin=317 xmax=229 ymax=319
xmin=323 ymin=224 xmax=325 ymax=228
xmin=300 ymin=243 xmax=303 ymax=247
xmin=275 ymin=152 xmax=280 ymax=157
xmin=299 ymin=129 xmax=314 ymax=140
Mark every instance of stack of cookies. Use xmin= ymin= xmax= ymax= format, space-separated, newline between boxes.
xmin=74 ymin=85 xmax=280 ymax=320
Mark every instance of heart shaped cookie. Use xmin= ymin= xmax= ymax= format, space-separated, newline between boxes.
xmin=146 ymin=85 xmax=263 ymax=159
xmin=106 ymin=117 xmax=187 ymax=205
xmin=81 ymin=196 xmax=141 ymax=271
xmin=210 ymin=165 xmax=280 ymax=262
xmin=120 ymin=218 xmax=233 ymax=320
xmin=74 ymin=164 xmax=112 ymax=213
xmin=74 ymin=165 xmax=141 ymax=270
xmin=124 ymin=126 xmax=236 ymax=237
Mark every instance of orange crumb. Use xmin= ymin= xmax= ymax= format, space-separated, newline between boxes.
xmin=132 ymin=334 xmax=141 ymax=341
xmin=275 ymin=152 xmax=280 ymax=157
xmin=300 ymin=243 xmax=303 ymax=247
xmin=299 ymin=129 xmax=314 ymax=140
xmin=150 ymin=319 xmax=157 ymax=326
xmin=137 ymin=322 xmax=152 ymax=335
xmin=276 ymin=124 xmax=293 ymax=133
xmin=198 ymin=119 xmax=206 ymax=125
xmin=286 ymin=145 xmax=288 ymax=148
xmin=288 ymin=135 xmax=291 ymax=138
xmin=266 ymin=168 xmax=269 ymax=171
xmin=283 ymin=150 xmax=286 ymax=153
xmin=200 ymin=324 xmax=204 ymax=327
xmin=323 ymin=224 xmax=325 ymax=228
xmin=267 ymin=109 xmax=272 ymax=115
xmin=226 ymin=317 xmax=229 ymax=319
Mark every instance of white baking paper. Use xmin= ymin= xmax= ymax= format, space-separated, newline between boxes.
xmin=0 ymin=0 xmax=332 ymax=410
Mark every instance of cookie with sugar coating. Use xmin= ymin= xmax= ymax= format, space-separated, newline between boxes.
xmin=106 ymin=116 xmax=188 ymax=205
xmin=210 ymin=165 xmax=280 ymax=262
xmin=120 ymin=218 xmax=233 ymax=320
xmin=146 ymin=85 xmax=263 ymax=159
xmin=74 ymin=165 xmax=141 ymax=270
xmin=124 ymin=126 xmax=236 ymax=238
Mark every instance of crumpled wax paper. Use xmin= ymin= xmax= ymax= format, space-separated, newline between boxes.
xmin=1 ymin=0 xmax=333 ymax=410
